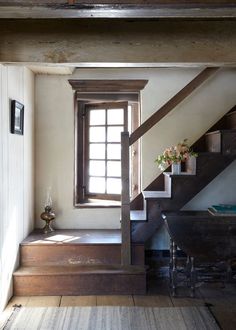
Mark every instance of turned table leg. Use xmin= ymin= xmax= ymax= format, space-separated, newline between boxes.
xmin=190 ymin=256 xmax=196 ymax=297
xmin=171 ymin=240 xmax=178 ymax=297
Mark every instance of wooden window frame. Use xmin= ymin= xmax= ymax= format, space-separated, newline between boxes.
xmin=70 ymin=79 xmax=148 ymax=207
xmin=74 ymin=97 xmax=140 ymax=207
xmin=84 ymin=101 xmax=128 ymax=201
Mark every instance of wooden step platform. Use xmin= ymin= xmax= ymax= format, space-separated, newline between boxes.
xmin=20 ymin=230 xmax=144 ymax=266
xmin=14 ymin=265 xmax=146 ymax=296
xmin=14 ymin=230 xmax=146 ymax=296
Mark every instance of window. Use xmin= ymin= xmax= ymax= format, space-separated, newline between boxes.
xmin=85 ymin=102 xmax=127 ymax=200
xmin=69 ymin=79 xmax=148 ymax=207
xmin=75 ymin=100 xmax=139 ymax=206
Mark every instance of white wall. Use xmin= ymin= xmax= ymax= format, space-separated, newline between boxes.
xmin=35 ymin=68 xmax=236 ymax=232
xmin=0 ymin=65 xmax=34 ymax=312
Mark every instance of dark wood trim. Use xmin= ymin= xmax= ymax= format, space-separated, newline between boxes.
xmin=130 ymin=102 xmax=140 ymax=199
xmin=76 ymin=100 xmax=132 ymax=204
xmin=76 ymin=93 xmax=139 ymax=103
xmin=75 ymin=100 xmax=86 ymax=204
xmin=129 ymin=67 xmax=220 ymax=146
xmin=121 ymin=132 xmax=131 ymax=265
xmin=69 ymin=80 xmax=148 ymax=93
xmin=74 ymin=86 xmax=141 ymax=206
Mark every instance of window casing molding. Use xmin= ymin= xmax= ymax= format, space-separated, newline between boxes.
xmin=71 ymin=79 xmax=148 ymax=207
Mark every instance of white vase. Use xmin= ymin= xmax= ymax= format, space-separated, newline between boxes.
xmin=172 ymin=162 xmax=181 ymax=174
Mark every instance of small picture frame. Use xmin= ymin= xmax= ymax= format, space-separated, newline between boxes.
xmin=10 ymin=100 xmax=24 ymax=135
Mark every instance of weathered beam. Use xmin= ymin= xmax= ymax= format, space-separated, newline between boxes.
xmin=129 ymin=67 xmax=219 ymax=145
xmin=0 ymin=20 xmax=236 ymax=64
xmin=1 ymin=1 xmax=236 ymax=4
xmin=1 ymin=3 xmax=236 ymax=19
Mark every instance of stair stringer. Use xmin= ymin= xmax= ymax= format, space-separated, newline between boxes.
xmin=131 ymin=153 xmax=236 ymax=243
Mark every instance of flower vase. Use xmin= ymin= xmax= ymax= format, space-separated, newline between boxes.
xmin=172 ymin=162 xmax=181 ymax=175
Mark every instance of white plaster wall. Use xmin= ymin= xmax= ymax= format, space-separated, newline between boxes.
xmin=183 ymin=160 xmax=236 ymax=210
xmin=0 ymin=65 xmax=34 ymax=312
xmin=35 ymin=68 xmax=236 ymax=231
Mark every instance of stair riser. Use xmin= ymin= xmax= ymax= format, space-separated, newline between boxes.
xmin=20 ymin=244 xmax=144 ymax=266
xmin=14 ymin=274 xmax=146 ymax=296
xmin=205 ymin=131 xmax=236 ymax=155
xmin=160 ymin=155 xmax=233 ymax=210
xmin=226 ymin=111 xmax=236 ymax=129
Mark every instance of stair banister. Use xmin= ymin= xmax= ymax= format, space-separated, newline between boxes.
xmin=129 ymin=67 xmax=219 ymax=146
xmin=120 ymin=66 xmax=219 ymax=266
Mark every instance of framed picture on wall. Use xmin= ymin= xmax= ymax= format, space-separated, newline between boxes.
xmin=10 ymin=100 xmax=24 ymax=135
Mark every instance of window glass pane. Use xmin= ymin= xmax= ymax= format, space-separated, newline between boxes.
xmin=89 ymin=177 xmax=105 ymax=193
xmin=107 ymin=126 xmax=123 ymax=142
xmin=107 ymin=109 xmax=124 ymax=125
xmin=107 ymin=144 xmax=121 ymax=160
xmin=89 ymin=160 xmax=105 ymax=176
xmin=89 ymin=109 xmax=105 ymax=125
xmin=107 ymin=161 xmax=121 ymax=177
xmin=89 ymin=127 xmax=105 ymax=142
xmin=107 ymin=178 xmax=121 ymax=194
xmin=89 ymin=144 xmax=105 ymax=159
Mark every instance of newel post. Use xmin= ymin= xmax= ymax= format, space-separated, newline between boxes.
xmin=121 ymin=131 xmax=131 ymax=266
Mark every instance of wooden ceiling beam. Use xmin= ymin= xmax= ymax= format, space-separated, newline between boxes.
xmin=0 ymin=1 xmax=236 ymax=4
xmin=1 ymin=20 xmax=236 ymax=64
xmin=1 ymin=2 xmax=236 ymax=19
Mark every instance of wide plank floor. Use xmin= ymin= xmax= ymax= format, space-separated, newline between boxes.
xmin=2 ymin=279 xmax=236 ymax=329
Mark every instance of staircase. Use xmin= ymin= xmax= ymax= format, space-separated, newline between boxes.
xmin=131 ymin=109 xmax=236 ymax=243
xmin=13 ymin=68 xmax=236 ymax=296
xmin=13 ymin=230 xmax=146 ymax=296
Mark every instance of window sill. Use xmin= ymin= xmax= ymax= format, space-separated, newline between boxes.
xmin=74 ymin=199 xmax=121 ymax=208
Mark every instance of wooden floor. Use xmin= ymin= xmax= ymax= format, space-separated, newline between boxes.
xmin=2 ymin=278 xmax=236 ymax=329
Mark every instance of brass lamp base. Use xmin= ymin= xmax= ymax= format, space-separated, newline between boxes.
xmin=42 ymin=219 xmax=54 ymax=234
xmin=40 ymin=205 xmax=56 ymax=234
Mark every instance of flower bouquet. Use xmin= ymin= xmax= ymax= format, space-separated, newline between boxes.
xmin=155 ymin=139 xmax=198 ymax=172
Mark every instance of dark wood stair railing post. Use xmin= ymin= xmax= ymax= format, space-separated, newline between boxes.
xmin=121 ymin=131 xmax=131 ymax=266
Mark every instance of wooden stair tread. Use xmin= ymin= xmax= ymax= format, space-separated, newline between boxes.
xmin=14 ymin=265 xmax=146 ymax=276
xmin=142 ymin=191 xmax=170 ymax=199
xmin=21 ymin=229 xmax=121 ymax=245
xmin=130 ymin=210 xmax=147 ymax=221
xmin=163 ymin=172 xmax=195 ymax=177
xmin=205 ymin=129 xmax=236 ymax=135
xmin=226 ymin=110 xmax=236 ymax=117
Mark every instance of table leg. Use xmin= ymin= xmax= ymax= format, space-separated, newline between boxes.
xmin=190 ymin=256 xmax=196 ymax=297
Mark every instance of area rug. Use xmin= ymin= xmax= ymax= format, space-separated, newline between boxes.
xmin=3 ymin=306 xmax=219 ymax=330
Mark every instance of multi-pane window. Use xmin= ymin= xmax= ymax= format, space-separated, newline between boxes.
xmin=75 ymin=99 xmax=139 ymax=205
xmin=70 ymin=79 xmax=148 ymax=206
xmin=85 ymin=102 xmax=128 ymax=200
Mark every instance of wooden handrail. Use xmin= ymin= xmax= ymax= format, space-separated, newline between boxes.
xmin=129 ymin=67 xmax=219 ymax=146
xmin=121 ymin=132 xmax=131 ymax=266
